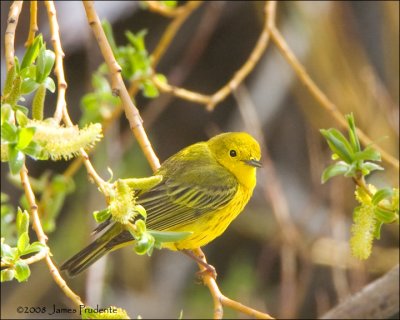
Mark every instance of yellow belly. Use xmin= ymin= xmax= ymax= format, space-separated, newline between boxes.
xmin=162 ymin=186 xmax=252 ymax=250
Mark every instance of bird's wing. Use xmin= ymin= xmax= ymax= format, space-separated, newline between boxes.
xmin=138 ymin=166 xmax=238 ymax=231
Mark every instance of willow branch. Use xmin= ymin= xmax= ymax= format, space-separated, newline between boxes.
xmin=321 ymin=265 xmax=399 ymax=319
xmin=1 ymin=247 xmax=48 ymax=268
xmin=153 ymin=1 xmax=276 ymax=111
xmin=44 ymin=1 xmax=67 ymax=123
xmin=193 ymin=248 xmax=274 ymax=319
xmin=5 ymin=1 xmax=23 ymax=71
xmin=83 ymin=1 xmax=160 ymax=172
xmin=269 ymin=26 xmax=399 ymax=171
xmin=25 ymin=1 xmax=38 ymax=47
xmin=20 ymin=165 xmax=84 ymax=306
xmin=62 ymin=0 xmax=196 ymax=180
xmin=151 ymin=1 xmax=202 ymax=68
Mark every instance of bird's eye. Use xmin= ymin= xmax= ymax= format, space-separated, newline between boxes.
xmin=229 ymin=150 xmax=237 ymax=157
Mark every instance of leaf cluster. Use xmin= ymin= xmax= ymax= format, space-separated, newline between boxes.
xmin=1 ymin=208 xmax=46 ymax=282
xmin=320 ymin=113 xmax=399 ymax=260
xmin=93 ymin=177 xmax=192 ymax=256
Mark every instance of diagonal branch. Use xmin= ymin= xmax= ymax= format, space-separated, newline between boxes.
xmin=321 ymin=265 xmax=399 ymax=319
xmin=5 ymin=1 xmax=23 ymax=71
xmin=83 ymin=1 xmax=161 ymax=172
xmin=269 ymin=26 xmax=399 ymax=171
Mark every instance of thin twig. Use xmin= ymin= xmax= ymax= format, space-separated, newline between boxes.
xmin=205 ymin=1 xmax=276 ymax=111
xmin=193 ymin=248 xmax=274 ymax=319
xmin=25 ymin=1 xmax=38 ymax=47
xmin=145 ymin=1 xmax=193 ymax=18
xmin=83 ymin=1 xmax=161 ymax=172
xmin=269 ymin=26 xmax=399 ymax=171
xmin=20 ymin=165 xmax=84 ymax=306
xmin=1 ymin=248 xmax=48 ymax=268
xmin=5 ymin=1 xmax=23 ymax=71
xmin=151 ymin=1 xmax=202 ymax=67
xmin=153 ymin=1 xmax=277 ymax=111
xmin=44 ymin=1 xmax=67 ymax=123
xmin=62 ymin=0 xmax=199 ymax=182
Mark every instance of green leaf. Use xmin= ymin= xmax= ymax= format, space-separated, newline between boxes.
xmin=8 ymin=146 xmax=25 ymax=174
xmin=14 ymin=260 xmax=31 ymax=282
xmin=372 ymin=188 xmax=393 ymax=206
xmin=320 ymin=128 xmax=354 ymax=163
xmin=15 ymin=110 xmax=28 ymax=127
xmin=17 ymin=127 xmax=36 ymax=150
xmin=14 ymin=105 xmax=29 ymax=115
xmin=125 ymin=30 xmax=147 ymax=52
xmin=353 ymin=147 xmax=381 ymax=162
xmin=161 ymin=1 xmax=178 ymax=8
xmin=20 ymin=35 xmax=42 ymax=70
xmin=374 ymin=206 xmax=397 ymax=224
xmin=43 ymin=77 xmax=56 ymax=93
xmin=1 ymin=269 xmax=15 ymax=282
xmin=141 ymin=80 xmax=159 ymax=98
xmin=345 ymin=113 xmax=361 ymax=152
xmin=17 ymin=232 xmax=30 ymax=253
xmin=36 ymin=48 xmax=55 ymax=83
xmin=373 ymin=221 xmax=383 ymax=240
xmin=1 ymin=104 xmax=13 ymax=125
xmin=321 ymin=162 xmax=350 ymax=183
xmin=155 ymin=73 xmax=167 ymax=84
xmin=148 ymin=230 xmax=193 ymax=243
xmin=92 ymin=72 xmax=111 ymax=92
xmin=361 ymin=162 xmax=384 ymax=175
xmin=42 ymin=50 xmax=55 ymax=80
xmin=102 ymin=20 xmax=118 ymax=55
xmin=134 ymin=219 xmax=146 ymax=234
xmin=93 ymin=208 xmax=111 ymax=223
xmin=16 ymin=208 xmax=29 ymax=237
xmin=1 ymin=121 xmax=18 ymax=142
xmin=134 ymin=205 xmax=147 ymax=220
xmin=1 ymin=242 xmax=15 ymax=259
xmin=134 ymin=232 xmax=155 ymax=256
xmin=20 ymin=78 xmax=40 ymax=95
xmin=20 ymin=241 xmax=46 ymax=256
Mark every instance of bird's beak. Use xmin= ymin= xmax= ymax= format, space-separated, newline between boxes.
xmin=244 ymin=159 xmax=262 ymax=168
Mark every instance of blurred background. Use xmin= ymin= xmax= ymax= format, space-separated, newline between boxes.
xmin=1 ymin=1 xmax=399 ymax=319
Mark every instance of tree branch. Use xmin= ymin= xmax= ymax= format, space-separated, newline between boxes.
xmin=321 ymin=265 xmax=399 ymax=319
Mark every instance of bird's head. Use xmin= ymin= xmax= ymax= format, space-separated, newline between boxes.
xmin=207 ymin=132 xmax=261 ymax=190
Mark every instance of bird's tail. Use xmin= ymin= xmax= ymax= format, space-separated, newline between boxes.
xmin=60 ymin=223 xmax=132 ymax=277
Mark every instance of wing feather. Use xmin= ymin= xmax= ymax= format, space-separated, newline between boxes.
xmin=138 ymin=179 xmax=237 ymax=231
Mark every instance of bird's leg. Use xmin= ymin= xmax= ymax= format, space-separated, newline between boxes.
xmin=182 ymin=249 xmax=217 ymax=280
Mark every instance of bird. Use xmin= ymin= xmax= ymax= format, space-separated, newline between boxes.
xmin=61 ymin=132 xmax=261 ymax=277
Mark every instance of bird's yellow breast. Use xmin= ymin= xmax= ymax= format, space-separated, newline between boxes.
xmin=162 ymin=184 xmax=254 ymax=250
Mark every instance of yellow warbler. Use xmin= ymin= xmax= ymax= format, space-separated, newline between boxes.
xmin=61 ymin=132 xmax=261 ymax=276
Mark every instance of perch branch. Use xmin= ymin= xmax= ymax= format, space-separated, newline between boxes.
xmin=194 ymin=248 xmax=274 ymax=319
xmin=83 ymin=0 xmax=161 ymax=172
